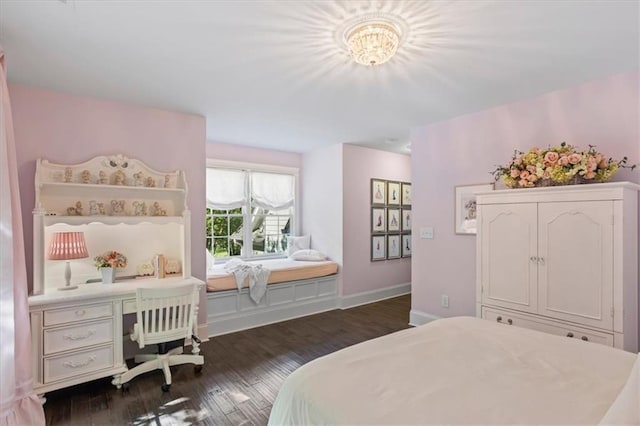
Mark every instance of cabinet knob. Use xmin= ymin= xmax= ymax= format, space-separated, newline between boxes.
xmin=530 ymin=256 xmax=538 ymax=262
xmin=75 ymin=309 xmax=86 ymax=316
xmin=538 ymin=257 xmax=545 ymax=265
xmin=496 ymin=316 xmax=502 ymax=323
xmin=581 ymin=336 xmax=589 ymax=341
xmin=566 ymin=332 xmax=574 ymax=338
xmin=507 ymin=318 xmax=513 ymax=325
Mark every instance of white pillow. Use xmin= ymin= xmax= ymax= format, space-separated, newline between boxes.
xmin=290 ymin=249 xmax=327 ymax=262
xmin=287 ymin=235 xmax=310 ymax=256
xmin=206 ymin=249 xmax=215 ymax=269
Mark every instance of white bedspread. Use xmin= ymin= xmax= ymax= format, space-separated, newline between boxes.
xmin=268 ymin=317 xmax=637 ymax=426
xmin=224 ymin=259 xmax=270 ymax=303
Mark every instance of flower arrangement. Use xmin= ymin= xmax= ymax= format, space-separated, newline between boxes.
xmin=94 ymin=250 xmax=127 ymax=269
xmin=492 ymin=143 xmax=636 ymax=188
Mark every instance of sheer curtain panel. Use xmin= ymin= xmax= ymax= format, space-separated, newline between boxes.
xmin=251 ymin=172 xmax=294 ymax=210
xmin=206 ymin=168 xmax=247 ymax=210
xmin=0 ymin=47 xmax=46 ymax=425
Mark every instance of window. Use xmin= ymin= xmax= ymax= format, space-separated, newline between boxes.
xmin=206 ymin=163 xmax=296 ymax=261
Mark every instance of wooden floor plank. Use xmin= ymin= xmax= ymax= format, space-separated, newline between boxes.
xmin=44 ymin=294 xmax=410 ymax=425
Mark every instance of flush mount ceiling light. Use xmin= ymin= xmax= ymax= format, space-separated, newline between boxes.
xmin=339 ymin=13 xmax=407 ymax=66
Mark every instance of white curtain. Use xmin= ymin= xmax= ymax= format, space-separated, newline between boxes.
xmin=251 ymin=172 xmax=294 ymax=210
xmin=206 ymin=168 xmax=247 ymax=210
xmin=0 ymin=47 xmax=46 ymax=425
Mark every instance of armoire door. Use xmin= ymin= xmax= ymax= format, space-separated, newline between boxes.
xmin=480 ymin=203 xmax=538 ymax=313
xmin=537 ymin=201 xmax=613 ymax=330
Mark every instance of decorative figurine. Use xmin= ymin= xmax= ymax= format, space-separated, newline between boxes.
xmin=97 ymin=202 xmax=106 ymax=215
xmin=164 ymin=174 xmax=176 ymax=189
xmin=110 ymin=199 xmax=126 ymax=215
xmin=165 ymin=259 xmax=181 ymax=275
xmin=66 ymin=201 xmax=83 ymax=216
xmin=132 ymin=201 xmax=147 ymax=216
xmin=98 ymin=171 xmax=108 ymax=184
xmin=81 ymin=170 xmax=91 ymax=184
xmin=137 ymin=261 xmax=155 ymax=277
xmin=64 ymin=167 xmax=73 ymax=183
xmin=113 ymin=170 xmax=126 ymax=186
xmin=145 ymin=176 xmax=156 ymax=188
xmin=89 ymin=200 xmax=99 ymax=216
xmin=150 ymin=201 xmax=167 ymax=216
xmin=133 ymin=171 xmax=144 ymax=187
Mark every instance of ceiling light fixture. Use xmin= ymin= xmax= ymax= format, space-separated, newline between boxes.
xmin=338 ymin=13 xmax=407 ymax=67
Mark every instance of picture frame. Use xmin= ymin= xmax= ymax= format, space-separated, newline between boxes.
xmin=402 ymin=234 xmax=412 ymax=257
xmin=401 ymin=182 xmax=412 ymax=206
xmin=387 ymin=234 xmax=401 ymax=259
xmin=401 ymin=208 xmax=412 ymax=232
xmin=371 ymin=207 xmax=386 ymax=233
xmin=454 ymin=183 xmax=494 ymax=235
xmin=371 ymin=179 xmax=386 ymax=205
xmin=387 ymin=181 xmax=401 ymax=205
xmin=371 ymin=235 xmax=386 ymax=261
xmin=387 ymin=208 xmax=400 ymax=232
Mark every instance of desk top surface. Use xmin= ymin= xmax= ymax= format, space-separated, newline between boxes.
xmin=29 ymin=276 xmax=205 ymax=308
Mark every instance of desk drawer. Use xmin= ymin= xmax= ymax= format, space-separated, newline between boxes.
xmin=44 ymin=303 xmax=113 ymax=326
xmin=44 ymin=319 xmax=114 ymax=355
xmin=482 ymin=307 xmax=613 ymax=346
xmin=44 ymin=345 xmax=114 ymax=384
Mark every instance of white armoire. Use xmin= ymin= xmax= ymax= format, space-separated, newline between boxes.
xmin=476 ymin=182 xmax=639 ymax=352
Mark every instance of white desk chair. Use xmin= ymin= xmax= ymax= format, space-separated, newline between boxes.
xmin=113 ymin=283 xmax=204 ymax=392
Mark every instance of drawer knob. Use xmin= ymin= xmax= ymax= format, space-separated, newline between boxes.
xmin=507 ymin=318 xmax=513 ymax=325
xmin=496 ymin=316 xmax=502 ymax=323
xmin=566 ymin=332 xmax=574 ymax=338
xmin=75 ymin=309 xmax=86 ymax=317
xmin=581 ymin=336 xmax=589 ymax=342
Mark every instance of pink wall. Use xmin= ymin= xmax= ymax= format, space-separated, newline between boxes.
xmin=206 ymin=141 xmax=302 ymax=169
xmin=9 ymin=84 xmax=207 ymax=301
xmin=410 ymin=71 xmax=640 ymax=319
xmin=342 ymin=145 xmax=411 ymax=296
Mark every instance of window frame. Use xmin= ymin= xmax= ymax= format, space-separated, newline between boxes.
xmin=206 ymin=159 xmax=299 ymax=262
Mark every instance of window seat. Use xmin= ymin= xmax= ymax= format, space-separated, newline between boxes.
xmin=206 ymin=258 xmax=338 ymax=292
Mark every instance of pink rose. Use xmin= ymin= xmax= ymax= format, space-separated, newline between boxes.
xmin=528 ymin=174 xmax=538 ymax=182
xmin=584 ymin=171 xmax=596 ymax=179
xmin=586 ymin=156 xmax=597 ymax=172
xmin=543 ymin=169 xmax=551 ymax=179
xmin=598 ymin=158 xmax=608 ymax=169
xmin=526 ymin=165 xmax=537 ymax=173
xmin=518 ymin=179 xmax=529 ymax=187
xmin=543 ymin=151 xmax=559 ymax=166
xmin=514 ymin=158 xmax=523 ymax=166
xmin=510 ymin=169 xmax=520 ymax=178
xmin=520 ymin=170 xmax=530 ymax=180
xmin=558 ymin=156 xmax=569 ymax=166
xmin=568 ymin=153 xmax=582 ymax=165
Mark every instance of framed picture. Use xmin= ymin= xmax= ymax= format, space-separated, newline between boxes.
xmin=387 ymin=181 xmax=401 ymax=205
xmin=401 ymin=182 xmax=412 ymax=206
xmin=371 ymin=208 xmax=386 ymax=233
xmin=401 ymin=208 xmax=412 ymax=232
xmin=455 ymin=183 xmax=494 ymax=235
xmin=371 ymin=235 xmax=386 ymax=261
xmin=387 ymin=234 xmax=401 ymax=259
xmin=387 ymin=208 xmax=400 ymax=232
xmin=371 ymin=179 xmax=386 ymax=205
xmin=402 ymin=234 xmax=412 ymax=257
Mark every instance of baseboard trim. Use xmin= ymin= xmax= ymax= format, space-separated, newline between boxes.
xmin=409 ymin=309 xmax=441 ymax=327
xmin=340 ymin=283 xmax=411 ymax=309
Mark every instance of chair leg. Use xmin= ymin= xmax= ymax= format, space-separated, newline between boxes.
xmin=161 ymin=357 xmax=172 ymax=387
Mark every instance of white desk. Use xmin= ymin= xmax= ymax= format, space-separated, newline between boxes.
xmin=29 ymin=276 xmax=204 ymax=397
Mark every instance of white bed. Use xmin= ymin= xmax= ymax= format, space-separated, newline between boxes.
xmin=269 ymin=317 xmax=639 ymax=425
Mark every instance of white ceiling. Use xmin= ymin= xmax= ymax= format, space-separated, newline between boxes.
xmin=1 ymin=1 xmax=638 ymax=155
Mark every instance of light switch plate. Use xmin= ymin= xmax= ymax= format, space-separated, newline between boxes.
xmin=420 ymin=227 xmax=434 ymax=239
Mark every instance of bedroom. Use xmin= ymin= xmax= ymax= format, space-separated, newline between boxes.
xmin=1 ymin=1 xmax=639 ymax=425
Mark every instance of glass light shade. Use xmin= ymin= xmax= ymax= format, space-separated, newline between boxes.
xmin=47 ymin=232 xmax=89 ymax=260
xmin=346 ymin=21 xmax=400 ymax=66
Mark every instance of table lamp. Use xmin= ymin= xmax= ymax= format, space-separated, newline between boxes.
xmin=47 ymin=232 xmax=89 ymax=291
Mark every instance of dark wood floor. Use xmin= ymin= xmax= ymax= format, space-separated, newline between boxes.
xmin=44 ymin=294 xmax=411 ymax=425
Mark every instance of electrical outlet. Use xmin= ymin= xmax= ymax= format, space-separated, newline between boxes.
xmin=441 ymin=294 xmax=449 ymax=308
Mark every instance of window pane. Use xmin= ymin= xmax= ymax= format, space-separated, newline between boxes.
xmin=213 ymin=237 xmax=228 ymax=257
xmin=213 ymin=216 xmax=228 ymax=236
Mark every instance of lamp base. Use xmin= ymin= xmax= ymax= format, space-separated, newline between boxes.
xmin=58 ymin=285 xmax=78 ymax=291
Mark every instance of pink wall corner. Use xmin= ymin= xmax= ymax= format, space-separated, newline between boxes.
xmin=411 ymin=71 xmax=640 ymax=319
xmin=9 ymin=84 xmax=207 ymax=305
xmin=342 ymin=144 xmax=411 ymax=296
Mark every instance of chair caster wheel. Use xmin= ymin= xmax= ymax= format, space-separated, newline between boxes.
xmin=161 ymin=384 xmax=171 ymax=392
xmin=194 ymin=365 xmax=203 ymax=374
xmin=121 ymin=383 xmax=130 ymax=393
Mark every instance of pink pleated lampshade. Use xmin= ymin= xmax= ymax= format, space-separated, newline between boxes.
xmin=47 ymin=232 xmax=89 ymax=260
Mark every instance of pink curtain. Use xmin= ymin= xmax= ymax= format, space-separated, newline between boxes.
xmin=0 ymin=47 xmax=46 ymax=425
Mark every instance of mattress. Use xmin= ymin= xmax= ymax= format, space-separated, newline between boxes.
xmin=206 ymin=258 xmax=338 ymax=292
xmin=268 ymin=316 xmax=638 ymax=426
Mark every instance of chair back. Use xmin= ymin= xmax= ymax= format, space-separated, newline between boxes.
xmin=135 ymin=283 xmax=198 ymax=348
